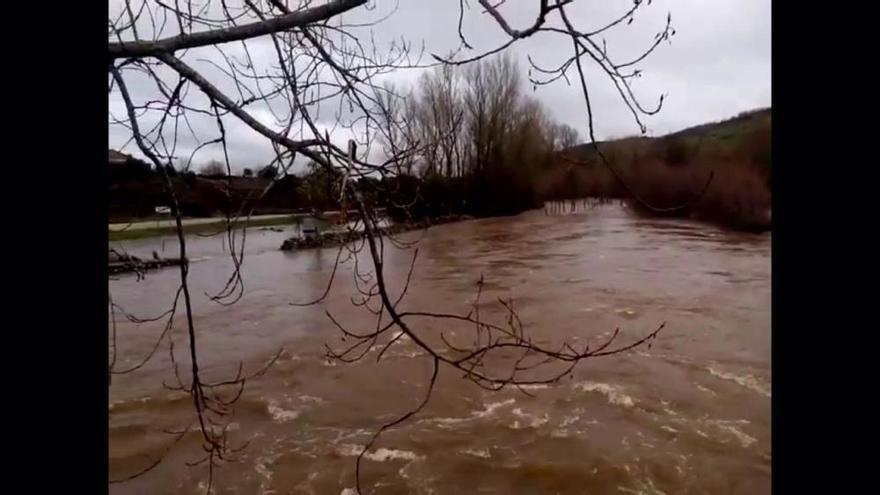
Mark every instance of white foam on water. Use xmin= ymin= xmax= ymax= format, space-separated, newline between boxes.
xmin=320 ymin=427 xmax=371 ymax=444
xmin=368 ymin=331 xmax=412 ymax=354
xmin=340 ymin=489 xmax=357 ymax=495
xmin=658 ymin=408 xmax=757 ymax=449
xmin=429 ymin=416 xmax=470 ymax=428
xmin=266 ymin=401 xmax=299 ymax=422
xmin=618 ymin=478 xmax=667 ymax=495
xmin=695 ymin=383 xmax=716 ymax=396
xmin=387 ymin=350 xmax=423 ymax=359
xmin=643 ymin=478 xmax=667 ymax=495
xmin=336 ymin=443 xmax=364 ymax=457
xmin=109 ymin=396 xmax=152 ymax=411
xmin=336 ymin=444 xmax=422 ymax=462
xmin=516 ymin=384 xmax=550 ymax=391
xmin=196 ymin=481 xmax=216 ymax=494
xmin=707 ymin=366 xmax=771 ymax=397
xmin=254 ymin=455 xmax=278 ymax=485
xmin=714 ymin=423 xmax=757 ymax=448
xmin=560 ymin=414 xmax=580 ymax=428
xmin=554 ymin=424 xmax=592 ymax=439
xmin=423 ymin=398 xmax=516 ymax=429
xmin=254 ymin=444 xmax=282 ymax=494
xmin=298 ymin=395 xmax=325 ymax=404
xmin=714 ymin=418 xmax=750 ymax=425
xmin=510 ymin=408 xmax=549 ymax=429
xmin=658 ymin=400 xmax=680 ymax=417
xmin=366 ymin=448 xmax=423 ymax=462
xmin=575 ymin=381 xmax=635 ymax=407
xmin=550 ymin=428 xmax=571 ymax=438
xmin=398 ymin=461 xmax=415 ymax=480
xmin=474 ymin=398 xmax=516 ymax=418
xmin=462 ymin=448 xmax=491 ymax=459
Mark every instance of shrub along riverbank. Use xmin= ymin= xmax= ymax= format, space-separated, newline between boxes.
xmin=543 ymin=109 xmax=771 ymax=232
xmin=379 ymin=108 xmax=770 ymax=232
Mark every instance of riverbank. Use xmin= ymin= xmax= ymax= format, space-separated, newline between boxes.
xmin=109 ymin=214 xmax=299 ymax=241
xmin=280 ymin=215 xmax=472 ymax=251
xmin=109 ymin=209 xmax=388 ymax=242
xmin=108 ymin=249 xmax=182 ymax=275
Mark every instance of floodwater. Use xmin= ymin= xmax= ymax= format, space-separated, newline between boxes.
xmin=109 ymin=202 xmax=771 ymax=494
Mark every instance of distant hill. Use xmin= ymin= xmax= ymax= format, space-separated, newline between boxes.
xmin=563 ymin=108 xmax=771 ymax=163
xmin=665 ymin=107 xmax=770 ymax=141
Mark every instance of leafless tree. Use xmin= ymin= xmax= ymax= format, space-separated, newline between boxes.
xmin=108 ymin=1 xmax=686 ymax=492
xmin=556 ymin=123 xmax=580 ymax=150
xmin=415 ymin=62 xmax=466 ymax=177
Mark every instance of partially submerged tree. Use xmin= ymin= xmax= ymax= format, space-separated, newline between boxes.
xmin=108 ymin=0 xmax=687 ymax=491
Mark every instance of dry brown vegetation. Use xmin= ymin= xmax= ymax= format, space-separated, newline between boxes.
xmin=549 ymin=109 xmax=771 ymax=231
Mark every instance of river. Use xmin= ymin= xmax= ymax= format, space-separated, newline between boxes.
xmin=109 ymin=202 xmax=771 ymax=494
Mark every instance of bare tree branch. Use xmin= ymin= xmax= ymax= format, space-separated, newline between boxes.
xmin=109 ymin=0 xmax=369 ymax=59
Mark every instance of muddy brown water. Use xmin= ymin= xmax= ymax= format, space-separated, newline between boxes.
xmin=109 ymin=203 xmax=770 ymax=494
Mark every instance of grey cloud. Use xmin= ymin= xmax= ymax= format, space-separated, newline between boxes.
xmin=109 ymin=0 xmax=770 ymax=170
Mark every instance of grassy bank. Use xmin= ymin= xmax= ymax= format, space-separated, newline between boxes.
xmin=109 ymin=215 xmax=298 ymax=242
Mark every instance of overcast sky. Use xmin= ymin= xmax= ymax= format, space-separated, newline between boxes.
xmin=109 ymin=0 xmax=771 ymax=173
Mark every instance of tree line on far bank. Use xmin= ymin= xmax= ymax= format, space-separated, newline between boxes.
xmin=109 ymin=54 xmax=771 ymax=231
